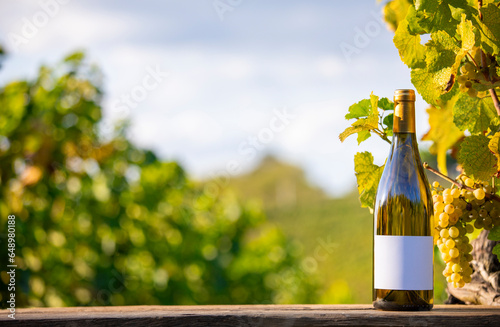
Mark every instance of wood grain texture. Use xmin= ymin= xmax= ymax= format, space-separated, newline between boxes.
xmin=1 ymin=304 xmax=500 ymax=326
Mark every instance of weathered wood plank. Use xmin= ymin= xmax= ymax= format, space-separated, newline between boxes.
xmin=1 ymin=304 xmax=500 ymax=326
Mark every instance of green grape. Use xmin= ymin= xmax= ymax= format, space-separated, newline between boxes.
xmin=433 ymin=194 xmax=443 ymax=203
xmin=484 ymin=201 xmax=493 ymax=212
xmin=434 ymin=202 xmax=444 ymax=213
xmin=445 ymin=239 xmax=455 ymax=249
xmin=449 ymin=226 xmax=460 ymax=238
xmin=475 ymin=198 xmax=485 ymax=206
xmin=464 ymin=178 xmax=474 ymax=188
xmin=430 ymin=175 xmax=485 ymax=289
xmin=457 ymin=75 xmax=468 ymax=83
xmin=474 ymin=188 xmax=485 ymax=200
xmin=467 ymin=87 xmax=478 ymax=98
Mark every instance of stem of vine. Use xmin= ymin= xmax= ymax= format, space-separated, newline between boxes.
xmin=423 ymin=162 xmax=500 ymax=203
xmin=478 ymin=0 xmax=500 ymax=116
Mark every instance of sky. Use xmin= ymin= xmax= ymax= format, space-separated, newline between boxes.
xmin=0 ymin=0 xmax=431 ymax=197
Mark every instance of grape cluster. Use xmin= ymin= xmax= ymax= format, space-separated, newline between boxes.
xmin=457 ymin=62 xmax=478 ymax=98
xmin=431 ymin=177 xmax=500 ymax=288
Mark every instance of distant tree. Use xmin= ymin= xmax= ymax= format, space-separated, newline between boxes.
xmin=0 ymin=52 xmax=318 ymax=307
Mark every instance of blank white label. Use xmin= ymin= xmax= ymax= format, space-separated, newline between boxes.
xmin=374 ymin=235 xmax=433 ymax=290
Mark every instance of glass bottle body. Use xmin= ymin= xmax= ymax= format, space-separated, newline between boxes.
xmin=372 ymin=132 xmax=434 ymax=311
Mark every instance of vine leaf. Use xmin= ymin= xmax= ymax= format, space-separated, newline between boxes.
xmin=421 ymin=104 xmax=463 ymax=175
xmin=383 ymin=114 xmax=394 ymax=137
xmin=411 ymin=68 xmax=456 ymax=106
xmin=488 ymin=225 xmax=500 ymax=241
xmin=345 ymin=99 xmax=372 ymax=119
xmin=357 ymin=130 xmax=371 ymax=144
xmin=411 ymin=15 xmax=475 ymax=106
xmin=393 ymin=18 xmax=426 ymax=69
xmin=378 ymin=97 xmax=394 ymax=111
xmin=458 ymin=134 xmax=497 ymax=181
xmin=413 ymin=0 xmax=455 ymax=35
xmin=488 ymin=132 xmax=500 ymax=170
xmin=383 ymin=0 xmax=411 ymax=32
xmin=354 ymin=152 xmax=384 ymax=211
xmin=453 ymin=92 xmax=499 ymax=134
xmin=473 ymin=3 xmax=500 ymax=55
xmin=488 ymin=209 xmax=500 ymax=261
xmin=492 ymin=244 xmax=500 ymax=260
xmin=339 ymin=93 xmax=381 ymax=144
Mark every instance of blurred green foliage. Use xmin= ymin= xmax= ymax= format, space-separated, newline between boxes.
xmin=0 ymin=52 xmax=318 ymax=307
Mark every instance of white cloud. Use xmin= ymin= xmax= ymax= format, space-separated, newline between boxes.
xmin=0 ymin=0 xmax=431 ymax=198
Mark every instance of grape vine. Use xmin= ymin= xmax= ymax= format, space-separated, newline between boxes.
xmin=340 ymin=0 xmax=500 ymax=290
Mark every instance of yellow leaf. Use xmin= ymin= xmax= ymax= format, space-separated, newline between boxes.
xmin=422 ymin=102 xmax=463 ymax=174
xmin=489 ymin=132 xmax=500 ymax=169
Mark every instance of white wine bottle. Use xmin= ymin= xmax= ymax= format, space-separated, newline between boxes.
xmin=373 ymin=89 xmax=433 ymax=311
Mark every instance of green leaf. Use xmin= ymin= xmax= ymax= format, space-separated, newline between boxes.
xmin=453 ymin=93 xmax=499 ymax=133
xmin=383 ymin=0 xmax=412 ymax=32
xmin=492 ymin=244 xmax=500 ymax=260
xmin=448 ymin=0 xmax=477 ymax=21
xmin=488 ymin=132 xmax=500 ymax=169
xmin=458 ymin=134 xmax=497 ymax=181
xmin=345 ymin=99 xmax=371 ymax=119
xmin=422 ymin=102 xmax=463 ymax=175
xmin=488 ymin=225 xmax=500 ymax=241
xmin=474 ymin=3 xmax=500 ymax=55
xmin=413 ymin=0 xmax=456 ymax=35
xmin=357 ymin=130 xmax=371 ymax=145
xmin=405 ymin=5 xmax=427 ymax=34
xmin=416 ymin=16 xmax=475 ymax=102
xmin=370 ymin=92 xmax=380 ymax=117
xmin=378 ymin=97 xmax=394 ymax=111
xmin=425 ymin=31 xmax=459 ymax=72
xmin=0 ymin=81 xmax=28 ymax=136
xmin=383 ymin=114 xmax=394 ymax=137
xmin=393 ymin=18 xmax=426 ymax=69
xmin=64 ymin=51 xmax=85 ymax=64
xmin=340 ymin=93 xmax=380 ymax=143
xmin=411 ymin=67 xmax=455 ymax=106
xmin=354 ymin=152 xmax=384 ymax=210
xmin=472 ymin=79 xmax=500 ymax=91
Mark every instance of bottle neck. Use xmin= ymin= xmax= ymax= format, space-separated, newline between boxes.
xmin=393 ymin=100 xmax=415 ymax=133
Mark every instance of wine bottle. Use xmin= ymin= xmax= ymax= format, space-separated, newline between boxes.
xmin=372 ymin=89 xmax=434 ymax=311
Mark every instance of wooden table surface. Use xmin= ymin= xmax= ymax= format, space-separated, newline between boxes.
xmin=1 ymin=304 xmax=500 ymax=326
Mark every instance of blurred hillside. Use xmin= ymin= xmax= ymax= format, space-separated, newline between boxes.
xmin=227 ymin=155 xmax=448 ymax=304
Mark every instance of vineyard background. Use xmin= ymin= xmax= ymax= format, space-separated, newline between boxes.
xmin=4 ymin=0 xmax=500 ymax=307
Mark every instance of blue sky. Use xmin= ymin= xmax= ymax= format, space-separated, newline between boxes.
xmin=0 ymin=0 xmax=431 ymax=196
